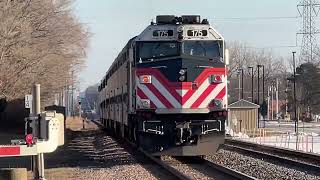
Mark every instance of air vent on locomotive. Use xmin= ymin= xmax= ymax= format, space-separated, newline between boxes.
xmin=155 ymin=15 xmax=209 ymax=25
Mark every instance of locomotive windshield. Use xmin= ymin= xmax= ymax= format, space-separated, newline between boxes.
xmin=137 ymin=41 xmax=223 ymax=63
xmin=138 ymin=42 xmax=179 ymax=62
xmin=182 ymin=41 xmax=222 ymax=62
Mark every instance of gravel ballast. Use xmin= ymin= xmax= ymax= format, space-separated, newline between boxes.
xmin=207 ymin=148 xmax=320 ymax=180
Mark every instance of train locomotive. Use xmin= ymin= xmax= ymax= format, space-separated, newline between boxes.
xmin=98 ymin=15 xmax=229 ymax=156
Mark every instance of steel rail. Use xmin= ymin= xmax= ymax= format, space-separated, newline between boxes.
xmin=176 ymin=156 xmax=257 ymax=180
xmin=226 ymin=139 xmax=320 ymax=160
xmin=203 ymin=158 xmax=257 ymax=180
xmin=139 ymin=149 xmax=192 ymax=180
xmin=225 ymin=138 xmax=320 ymax=164
xmin=225 ymin=139 xmax=320 ymax=175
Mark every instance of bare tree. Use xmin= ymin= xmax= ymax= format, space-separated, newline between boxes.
xmin=0 ymin=0 xmax=89 ymax=106
xmin=227 ymin=41 xmax=287 ymax=103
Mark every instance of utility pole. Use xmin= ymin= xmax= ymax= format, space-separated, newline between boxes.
xmin=257 ymin=65 xmax=261 ymax=127
xmin=262 ymin=65 xmax=265 ymax=101
xmin=248 ymin=67 xmax=254 ymax=102
xmin=66 ymin=85 xmax=70 ymax=117
xmin=236 ymin=68 xmax=244 ymax=100
xmin=71 ymin=70 xmax=74 ymax=117
xmin=276 ymin=78 xmax=279 ymax=119
xmin=293 ymin=51 xmax=298 ymax=134
xmin=267 ymin=86 xmax=270 ymax=120
xmin=272 ymin=84 xmax=274 ymax=120
xmin=32 ymin=84 xmax=45 ymax=180
xmin=257 ymin=65 xmax=264 ymax=103
xmin=241 ymin=69 xmax=244 ymax=99
xmin=257 ymin=66 xmax=260 ymax=105
xmin=238 ymin=70 xmax=241 ymax=100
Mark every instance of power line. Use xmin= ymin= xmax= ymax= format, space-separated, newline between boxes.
xmin=245 ymin=45 xmax=300 ymax=49
xmin=211 ymin=16 xmax=298 ymax=21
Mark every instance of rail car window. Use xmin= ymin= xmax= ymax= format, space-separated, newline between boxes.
xmin=182 ymin=41 xmax=222 ymax=62
xmin=138 ymin=42 xmax=179 ymax=62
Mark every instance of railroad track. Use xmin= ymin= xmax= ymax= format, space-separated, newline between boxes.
xmin=91 ymin=119 xmax=190 ymax=179
xmin=173 ymin=156 xmax=257 ymax=180
xmin=202 ymin=158 xmax=257 ymax=180
xmin=92 ymin=119 xmax=255 ymax=180
xmin=224 ymin=138 xmax=320 ymax=175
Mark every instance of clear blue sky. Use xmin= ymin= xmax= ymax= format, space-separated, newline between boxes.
xmin=74 ymin=0 xmax=300 ymax=90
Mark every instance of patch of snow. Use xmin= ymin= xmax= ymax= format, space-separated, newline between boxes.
xmin=232 ymin=134 xmax=320 ymax=154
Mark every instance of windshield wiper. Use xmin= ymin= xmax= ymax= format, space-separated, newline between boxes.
xmin=142 ymin=55 xmax=179 ymax=62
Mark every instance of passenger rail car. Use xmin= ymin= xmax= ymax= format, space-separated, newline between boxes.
xmin=98 ymin=15 xmax=229 ymax=156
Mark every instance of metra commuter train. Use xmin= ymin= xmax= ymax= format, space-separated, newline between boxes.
xmin=98 ymin=15 xmax=229 ymax=156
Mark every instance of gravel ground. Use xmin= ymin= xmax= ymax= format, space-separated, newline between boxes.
xmin=68 ymin=133 xmax=164 ymax=180
xmin=161 ymin=156 xmax=236 ymax=180
xmin=26 ymin=118 xmax=172 ymax=180
xmin=224 ymin=141 xmax=320 ymax=166
xmin=207 ymin=148 xmax=320 ymax=180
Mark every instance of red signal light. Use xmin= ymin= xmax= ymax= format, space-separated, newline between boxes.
xmin=215 ymin=75 xmax=222 ymax=82
xmin=25 ymin=134 xmax=33 ymax=145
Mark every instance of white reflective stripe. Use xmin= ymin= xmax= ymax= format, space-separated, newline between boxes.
xmin=151 ymin=76 xmax=181 ymax=108
xmin=176 ymin=89 xmax=188 ymax=97
xmin=199 ymin=76 xmax=226 ymax=108
xmin=20 ymin=145 xmax=38 ymax=156
xmin=183 ymin=78 xmax=210 ymax=108
xmin=136 ymin=95 xmax=142 ymax=108
xmin=136 ymin=77 xmax=165 ymax=108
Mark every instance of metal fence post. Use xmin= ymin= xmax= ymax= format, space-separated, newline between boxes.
xmin=32 ymin=84 xmax=45 ymax=180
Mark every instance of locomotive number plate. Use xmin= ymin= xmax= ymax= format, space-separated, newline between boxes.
xmin=153 ymin=30 xmax=174 ymax=37
xmin=187 ymin=29 xmax=208 ymax=37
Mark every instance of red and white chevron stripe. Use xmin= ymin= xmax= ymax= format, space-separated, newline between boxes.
xmin=136 ymin=68 xmax=227 ymax=109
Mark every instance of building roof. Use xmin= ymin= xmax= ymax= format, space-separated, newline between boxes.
xmin=228 ymin=99 xmax=260 ymax=109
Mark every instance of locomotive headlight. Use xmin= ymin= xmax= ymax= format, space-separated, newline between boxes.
xmin=177 ymin=26 xmax=184 ymax=33
xmin=140 ymin=99 xmax=150 ymax=108
xmin=179 ymin=75 xmax=186 ymax=82
xmin=179 ymin=69 xmax=186 ymax=75
xmin=209 ymin=75 xmax=222 ymax=84
xmin=209 ymin=99 xmax=223 ymax=109
xmin=140 ymin=75 xmax=152 ymax=84
xmin=214 ymin=99 xmax=222 ymax=108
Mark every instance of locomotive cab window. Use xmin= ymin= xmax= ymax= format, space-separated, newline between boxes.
xmin=182 ymin=41 xmax=223 ymax=62
xmin=137 ymin=41 xmax=179 ymax=62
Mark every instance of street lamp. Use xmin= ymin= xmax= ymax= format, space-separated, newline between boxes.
xmin=248 ymin=67 xmax=254 ymax=103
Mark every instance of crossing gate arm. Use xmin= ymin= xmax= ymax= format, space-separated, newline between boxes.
xmin=0 ymin=145 xmax=38 ymax=157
